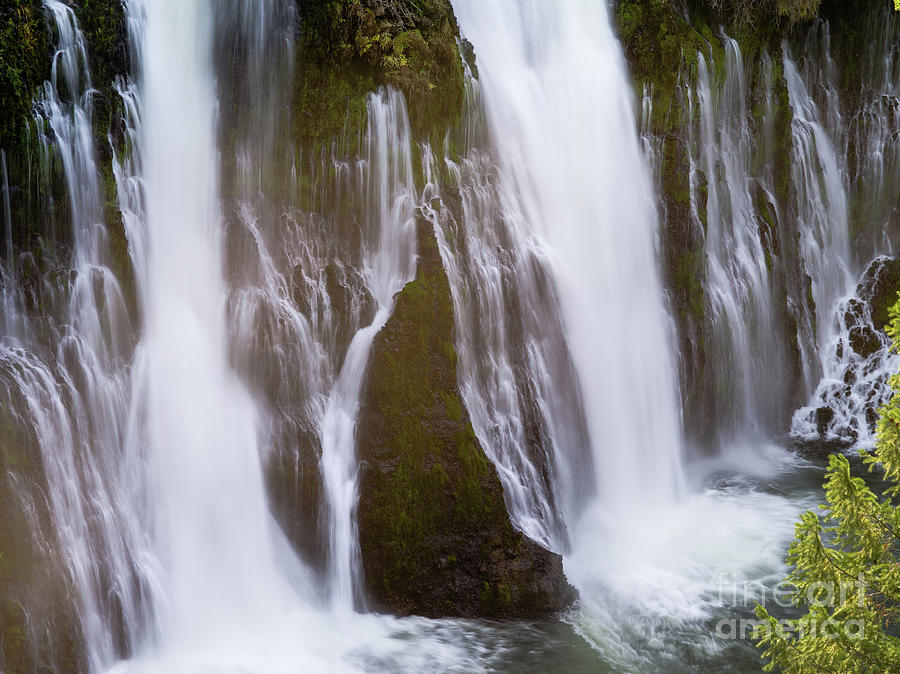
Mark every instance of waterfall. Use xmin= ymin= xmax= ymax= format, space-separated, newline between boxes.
xmin=1 ymin=149 xmax=16 ymax=336
xmin=449 ymin=0 xmax=683 ymax=543
xmin=693 ymin=43 xmax=789 ymax=442
xmin=787 ymin=10 xmax=900 ymax=448
xmin=782 ymin=43 xmax=854 ymax=389
xmin=791 ymin=256 xmax=900 ymax=447
xmin=3 ymin=0 xmax=900 ymax=670
xmin=429 ymin=77 xmax=592 ymax=549
xmin=318 ymin=89 xmax=417 ymax=609
xmin=443 ymin=3 xmax=805 ymax=669
xmin=660 ymin=15 xmax=899 ymax=450
xmin=0 ymin=2 xmax=145 ymax=669
xmin=123 ymin=0 xmax=298 ymax=646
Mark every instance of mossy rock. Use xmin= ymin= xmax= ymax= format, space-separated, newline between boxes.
xmin=356 ymin=214 xmax=575 ymax=618
xmin=294 ymin=0 xmax=464 ymax=153
xmin=0 ymin=0 xmax=51 ymax=159
xmin=74 ymin=0 xmax=130 ymax=162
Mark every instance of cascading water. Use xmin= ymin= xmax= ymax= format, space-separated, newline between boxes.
xmin=0 ymin=3 xmax=145 ymax=669
xmin=444 ymin=2 xmax=821 ymax=670
xmin=787 ymin=10 xmax=900 ymax=447
xmin=318 ymin=89 xmax=417 ymax=608
xmin=693 ymin=42 xmax=789 ymax=442
xmin=126 ymin=0 xmax=298 ymax=648
xmin=449 ymin=0 xmax=684 ymax=543
xmin=428 ymin=70 xmax=592 ymax=549
xmin=792 ymin=257 xmax=900 ymax=447
xmin=782 ymin=44 xmax=854 ymax=388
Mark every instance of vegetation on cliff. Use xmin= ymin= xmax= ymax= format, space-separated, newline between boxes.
xmin=0 ymin=0 xmax=50 ymax=160
xmin=356 ymin=215 xmax=575 ymax=617
xmin=293 ymin=0 xmax=464 ymax=152
xmin=705 ymin=0 xmax=822 ymax=25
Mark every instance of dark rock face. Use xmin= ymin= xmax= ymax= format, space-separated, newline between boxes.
xmin=792 ymin=256 xmax=900 ymax=446
xmin=858 ymin=256 xmax=900 ymax=331
xmin=815 ymin=405 xmax=835 ymax=435
xmin=356 ymin=215 xmax=575 ymax=618
xmin=848 ymin=324 xmax=881 ymax=358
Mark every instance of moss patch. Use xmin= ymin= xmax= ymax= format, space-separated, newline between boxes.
xmin=0 ymin=0 xmax=50 ymax=159
xmin=293 ymin=0 xmax=464 ymax=153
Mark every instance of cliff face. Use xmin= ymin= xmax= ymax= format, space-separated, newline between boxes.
xmin=0 ymin=0 xmax=898 ymax=663
xmin=356 ymin=215 xmax=575 ymax=617
xmin=616 ymin=0 xmax=900 ymax=446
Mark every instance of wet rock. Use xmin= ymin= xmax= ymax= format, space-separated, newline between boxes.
xmin=815 ymin=406 xmax=835 ymax=436
xmin=858 ymin=255 xmax=900 ymax=331
xmin=356 ymin=215 xmax=575 ymax=618
xmin=848 ymin=324 xmax=882 ymax=358
xmin=266 ymin=425 xmax=327 ymax=573
xmin=843 ymin=297 xmax=865 ymax=328
xmin=323 ymin=261 xmax=377 ymax=361
xmin=843 ymin=366 xmax=856 ymax=385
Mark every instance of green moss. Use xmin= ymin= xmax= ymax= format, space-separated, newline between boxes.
xmin=359 ymin=223 xmax=499 ymax=571
xmin=294 ymin=0 xmax=464 ymax=157
xmin=74 ymin=0 xmax=129 ymax=162
xmin=616 ymin=0 xmax=714 ymax=130
xmin=700 ymin=0 xmax=821 ymax=27
xmin=0 ymin=0 xmax=51 ymax=158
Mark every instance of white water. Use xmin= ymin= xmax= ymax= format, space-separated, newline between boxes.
xmin=450 ymin=0 xmax=684 ymax=542
xmin=787 ymin=12 xmax=900 ymax=447
xmin=318 ymin=89 xmax=417 ymax=608
xmin=782 ymin=45 xmax=854 ymax=390
xmin=106 ymin=2 xmax=467 ymax=670
xmin=693 ymin=43 xmax=788 ymax=441
xmin=792 ymin=260 xmax=900 ymax=448
xmin=444 ymin=3 xmax=826 ymax=671
xmin=124 ymin=0 xmax=300 ymax=648
xmin=1 ymin=4 xmax=145 ymax=669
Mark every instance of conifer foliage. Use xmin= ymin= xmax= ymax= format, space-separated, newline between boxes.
xmin=755 ymin=301 xmax=900 ymax=672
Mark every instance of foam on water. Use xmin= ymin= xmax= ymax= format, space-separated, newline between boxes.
xmin=565 ymin=449 xmax=822 ymax=672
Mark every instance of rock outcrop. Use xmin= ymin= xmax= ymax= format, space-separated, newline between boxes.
xmin=356 ymin=215 xmax=575 ymax=618
xmin=794 ymin=256 xmax=900 ymax=448
xmin=858 ymin=256 xmax=900 ymax=332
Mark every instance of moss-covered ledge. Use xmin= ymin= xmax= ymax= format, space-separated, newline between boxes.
xmin=293 ymin=0 xmax=464 ymax=153
xmin=356 ymin=214 xmax=575 ymax=618
xmin=0 ymin=1 xmax=51 ymax=161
